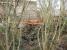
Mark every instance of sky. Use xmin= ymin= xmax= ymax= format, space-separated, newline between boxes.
xmin=52 ymin=0 xmax=60 ymax=9
xmin=27 ymin=0 xmax=67 ymax=16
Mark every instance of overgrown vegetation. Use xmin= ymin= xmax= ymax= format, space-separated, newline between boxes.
xmin=0 ymin=0 xmax=67 ymax=50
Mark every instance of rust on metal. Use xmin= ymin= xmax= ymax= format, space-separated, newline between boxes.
xmin=21 ymin=19 xmax=43 ymax=25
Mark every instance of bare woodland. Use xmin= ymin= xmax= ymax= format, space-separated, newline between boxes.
xmin=0 ymin=0 xmax=67 ymax=50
